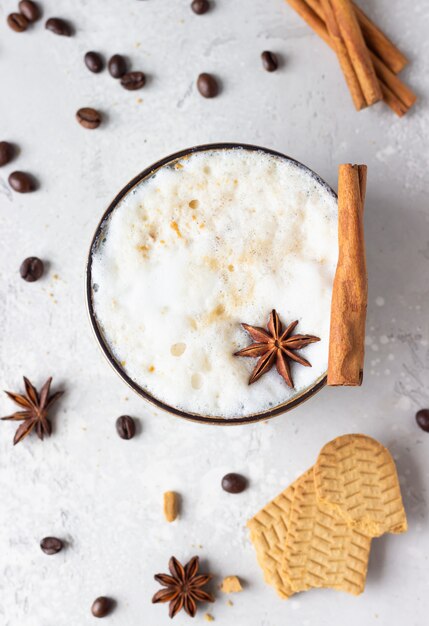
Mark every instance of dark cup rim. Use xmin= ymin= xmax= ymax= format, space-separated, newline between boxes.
xmin=86 ymin=142 xmax=337 ymax=425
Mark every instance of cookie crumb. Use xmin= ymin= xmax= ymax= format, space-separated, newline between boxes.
xmin=220 ymin=576 xmax=242 ymax=593
xmin=204 ymin=613 xmax=214 ymax=622
xmin=163 ymin=491 xmax=179 ymax=522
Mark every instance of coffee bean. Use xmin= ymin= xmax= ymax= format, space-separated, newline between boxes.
xmin=85 ymin=51 xmax=103 ymax=74
xmin=45 ymin=17 xmax=72 ymax=36
xmin=221 ymin=473 xmax=247 ymax=494
xmin=261 ymin=51 xmax=278 ymax=72
xmin=108 ymin=54 xmax=127 ymax=78
xmin=7 ymin=12 xmax=29 ymax=32
xmin=197 ymin=73 xmax=218 ymax=98
xmin=76 ymin=107 xmax=102 ymax=129
xmin=120 ymin=71 xmax=146 ymax=91
xmin=116 ymin=415 xmax=136 ymax=440
xmin=18 ymin=1 xmax=40 ymax=22
xmin=8 ymin=171 xmax=35 ymax=193
xmin=91 ymin=597 xmax=113 ymax=618
xmin=0 ymin=142 xmax=14 ymax=167
xmin=191 ymin=0 xmax=210 ymax=14
xmin=20 ymin=257 xmax=44 ymax=282
xmin=416 ymin=409 xmax=429 ymax=432
xmin=40 ymin=537 xmax=63 ymax=555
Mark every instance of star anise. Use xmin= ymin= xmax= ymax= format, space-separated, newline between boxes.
xmin=1 ymin=377 xmax=64 ymax=445
xmin=152 ymin=556 xmax=214 ymax=619
xmin=234 ymin=309 xmax=320 ymax=388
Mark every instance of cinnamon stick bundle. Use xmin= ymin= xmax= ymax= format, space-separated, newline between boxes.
xmin=328 ymin=164 xmax=367 ymax=386
xmin=286 ymin=0 xmax=416 ymax=116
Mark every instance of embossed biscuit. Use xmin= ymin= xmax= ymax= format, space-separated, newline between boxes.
xmin=282 ymin=469 xmax=371 ymax=595
xmin=247 ymin=480 xmax=298 ymax=598
xmin=314 ymin=434 xmax=407 ymax=537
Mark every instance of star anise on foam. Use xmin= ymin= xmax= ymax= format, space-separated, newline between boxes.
xmin=1 ymin=377 xmax=64 ymax=445
xmin=152 ymin=556 xmax=214 ymax=619
xmin=234 ymin=309 xmax=320 ymax=388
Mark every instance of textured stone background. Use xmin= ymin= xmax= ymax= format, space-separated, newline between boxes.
xmin=0 ymin=1 xmax=428 ymax=625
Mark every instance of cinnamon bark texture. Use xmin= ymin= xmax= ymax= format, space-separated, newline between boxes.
xmin=287 ymin=0 xmax=331 ymax=43
xmin=321 ymin=0 xmax=366 ymax=110
xmin=286 ymin=0 xmax=416 ymax=116
xmin=330 ymin=0 xmax=382 ymax=106
xmin=351 ymin=2 xmax=408 ymax=74
xmin=328 ymin=164 xmax=367 ymax=386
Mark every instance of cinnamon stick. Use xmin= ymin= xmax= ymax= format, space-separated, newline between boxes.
xmin=352 ymin=2 xmax=408 ymax=74
xmin=371 ymin=53 xmax=417 ymax=112
xmin=330 ymin=0 xmax=382 ymax=106
xmin=321 ymin=0 xmax=366 ymax=110
xmin=286 ymin=0 xmax=416 ymax=116
xmin=328 ymin=164 xmax=367 ymax=386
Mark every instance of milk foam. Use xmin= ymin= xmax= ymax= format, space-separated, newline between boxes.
xmin=91 ymin=148 xmax=338 ymax=418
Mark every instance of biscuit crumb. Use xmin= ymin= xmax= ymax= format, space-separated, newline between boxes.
xmin=163 ymin=491 xmax=179 ymax=522
xmin=220 ymin=576 xmax=242 ymax=593
xmin=204 ymin=614 xmax=214 ymax=622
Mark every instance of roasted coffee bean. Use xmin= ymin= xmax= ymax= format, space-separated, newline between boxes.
xmin=40 ymin=537 xmax=63 ymax=555
xmin=191 ymin=0 xmax=210 ymax=14
xmin=91 ymin=597 xmax=113 ymax=618
xmin=416 ymin=409 xmax=429 ymax=432
xmin=221 ymin=473 xmax=247 ymax=494
xmin=85 ymin=51 xmax=103 ymax=73
xmin=261 ymin=50 xmax=278 ymax=72
xmin=45 ymin=17 xmax=72 ymax=36
xmin=116 ymin=415 xmax=136 ymax=440
xmin=8 ymin=171 xmax=35 ymax=193
xmin=108 ymin=54 xmax=127 ymax=78
xmin=120 ymin=71 xmax=146 ymax=90
xmin=20 ymin=257 xmax=44 ymax=282
xmin=76 ymin=107 xmax=102 ymax=129
xmin=18 ymin=1 xmax=40 ymax=22
xmin=0 ymin=142 xmax=14 ymax=167
xmin=197 ymin=73 xmax=218 ymax=98
xmin=7 ymin=12 xmax=29 ymax=32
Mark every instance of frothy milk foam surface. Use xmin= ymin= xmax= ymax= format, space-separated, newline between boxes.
xmin=91 ymin=148 xmax=338 ymax=418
